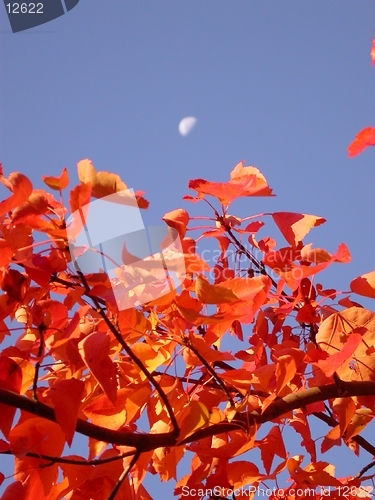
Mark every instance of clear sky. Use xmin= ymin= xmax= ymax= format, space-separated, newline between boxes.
xmin=1 ymin=1 xmax=375 ymax=497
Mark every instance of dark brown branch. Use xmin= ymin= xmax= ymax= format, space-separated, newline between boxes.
xmin=354 ymin=461 xmax=375 ymax=479
xmin=3 ymin=380 xmax=375 ymax=452
xmin=108 ymin=450 xmax=141 ymax=500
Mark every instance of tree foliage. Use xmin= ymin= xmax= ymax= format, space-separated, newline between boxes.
xmin=1 ymin=42 xmax=375 ymax=500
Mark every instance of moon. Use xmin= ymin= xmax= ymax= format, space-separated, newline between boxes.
xmin=178 ymin=116 xmax=197 ymax=136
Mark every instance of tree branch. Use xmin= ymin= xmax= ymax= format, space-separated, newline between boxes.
xmin=108 ymin=450 xmax=141 ymax=500
xmin=3 ymin=380 xmax=375 ymax=452
xmin=75 ymin=268 xmax=180 ymax=438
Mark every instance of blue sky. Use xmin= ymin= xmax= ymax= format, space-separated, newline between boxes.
xmin=1 ymin=1 xmax=375 ymax=497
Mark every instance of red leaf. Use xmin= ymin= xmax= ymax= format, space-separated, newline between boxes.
xmin=350 ymin=270 xmax=375 ymax=299
xmin=47 ymin=379 xmax=85 ymax=445
xmin=255 ymin=426 xmax=286 ymax=474
xmin=289 ymin=409 xmax=316 ymax=462
xmin=195 ymin=275 xmax=239 ymax=304
xmin=272 ymin=212 xmax=326 ymax=247
xmin=0 ymin=356 xmax=22 ymax=437
xmin=371 ymin=38 xmax=375 ymax=65
xmin=0 ymin=172 xmax=33 ymax=218
xmin=0 ymin=239 xmax=13 ymax=268
xmin=0 ymin=481 xmax=26 ymax=500
xmin=10 ymin=415 xmax=65 ymax=498
xmin=186 ymin=161 xmax=274 ymax=205
xmin=11 ymin=192 xmax=50 ymax=225
xmin=78 ymin=332 xmax=117 ymax=402
xmin=316 ymin=333 xmax=362 ymax=377
xmin=42 ymin=167 xmax=69 ymax=190
xmin=348 ymin=127 xmax=375 ymax=157
xmin=69 ymin=183 xmax=92 ymax=214
xmin=162 ymin=209 xmax=189 ymax=239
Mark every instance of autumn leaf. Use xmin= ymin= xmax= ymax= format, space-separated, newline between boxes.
xmin=289 ymin=409 xmax=316 ymax=462
xmin=69 ymin=182 xmax=92 ymax=213
xmin=42 ymin=167 xmax=69 ymax=190
xmin=348 ymin=127 xmax=375 ymax=157
xmin=82 ymin=385 xmax=151 ymax=429
xmin=272 ymin=212 xmax=326 ymax=247
xmin=226 ymin=461 xmax=263 ymax=489
xmin=315 ymin=333 xmax=362 ymax=378
xmin=162 ymin=209 xmax=189 ymax=239
xmin=47 ymin=378 xmax=85 ymax=445
xmin=316 ymin=307 xmax=375 ymax=381
xmin=195 ymin=274 xmax=239 ymax=304
xmin=78 ymin=332 xmax=117 ymax=402
xmin=370 ymin=38 xmax=375 ymax=66
xmin=9 ymin=415 xmax=65 ymax=498
xmin=255 ymin=426 xmax=286 ymax=474
xmin=0 ymin=356 xmax=22 ymax=437
xmin=177 ymin=401 xmax=210 ymax=442
xmin=350 ymin=269 xmax=375 ymax=299
xmin=77 ymin=158 xmax=149 ymax=208
xmin=0 ymin=172 xmax=33 ymax=218
xmin=186 ymin=161 xmax=274 ymax=205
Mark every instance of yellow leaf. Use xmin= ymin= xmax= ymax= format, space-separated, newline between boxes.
xmin=177 ymin=401 xmax=210 ymax=442
xmin=195 ymin=274 xmax=239 ymax=304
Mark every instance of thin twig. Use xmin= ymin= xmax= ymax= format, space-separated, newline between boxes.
xmin=0 ymin=449 xmax=136 ymax=467
xmin=107 ymin=449 xmax=141 ymax=500
xmin=181 ymin=335 xmax=236 ymax=408
xmin=75 ymin=268 xmax=180 ymax=437
xmin=32 ymin=323 xmax=45 ymax=401
xmin=313 ymin=411 xmax=375 ymax=457
xmin=355 ymin=461 xmax=375 ymax=479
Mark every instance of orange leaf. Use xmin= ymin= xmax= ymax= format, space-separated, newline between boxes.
xmin=162 ymin=209 xmax=189 ymax=239
xmin=316 ymin=307 xmax=375 ymax=381
xmin=320 ymin=425 xmax=341 ymax=454
xmin=350 ymin=269 xmax=375 ymax=299
xmin=332 ymin=397 xmax=356 ymax=437
xmin=0 ymin=356 xmax=22 ymax=437
xmin=226 ymin=461 xmax=263 ymax=489
xmin=83 ymin=385 xmax=151 ymax=429
xmin=78 ymin=332 xmax=117 ymax=402
xmin=0 ymin=172 xmax=33 ymax=218
xmin=275 ymin=354 xmax=298 ymax=395
xmin=371 ymin=39 xmax=375 ymax=65
xmin=347 ymin=127 xmax=375 ymax=157
xmin=272 ymin=212 xmax=326 ymax=247
xmin=289 ymin=409 xmax=316 ymax=462
xmin=316 ymin=333 xmax=362 ymax=378
xmin=186 ymin=161 xmax=274 ymax=205
xmin=77 ymin=159 xmax=150 ymax=208
xmin=177 ymin=401 xmax=210 ymax=442
xmin=10 ymin=415 xmax=65 ymax=498
xmin=0 ymin=481 xmax=26 ymax=500
xmin=0 ymin=239 xmax=13 ymax=268
xmin=11 ymin=192 xmax=49 ymax=225
xmin=42 ymin=167 xmax=69 ymax=190
xmin=47 ymin=379 xmax=85 ymax=445
xmin=255 ymin=426 xmax=286 ymax=474
xmin=69 ymin=183 xmax=92 ymax=213
xmin=195 ymin=275 xmax=239 ymax=304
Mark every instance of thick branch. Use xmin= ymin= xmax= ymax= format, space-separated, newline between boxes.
xmin=2 ymin=380 xmax=375 ymax=452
